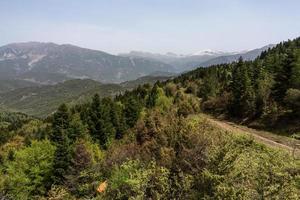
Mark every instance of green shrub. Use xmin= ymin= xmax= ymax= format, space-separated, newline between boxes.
xmin=2 ymin=140 xmax=56 ymax=199
xmin=104 ymin=160 xmax=170 ymax=200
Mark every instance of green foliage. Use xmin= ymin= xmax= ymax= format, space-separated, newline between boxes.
xmin=0 ymin=79 xmax=125 ymax=118
xmin=198 ymin=136 xmax=299 ymax=199
xmin=105 ymin=160 xmax=170 ymax=200
xmin=155 ymin=87 xmax=173 ymax=111
xmin=51 ymin=104 xmax=72 ymax=185
xmin=177 ymin=101 xmax=194 ymax=117
xmin=50 ymin=104 xmax=70 ymax=143
xmin=1 ymin=140 xmax=55 ymax=199
xmin=174 ymin=37 xmax=300 ymax=130
xmin=164 ymin=82 xmax=177 ymax=97
xmin=284 ymin=88 xmax=300 ymax=115
xmin=45 ymin=185 xmax=75 ymax=200
xmin=88 ymin=94 xmax=115 ymax=148
xmin=68 ymin=113 xmax=88 ymax=142
xmin=1 ymin=37 xmax=300 ymax=200
xmin=124 ymin=97 xmax=142 ymax=128
xmin=52 ymin=136 xmax=72 ymax=185
xmin=200 ymin=72 xmax=218 ymax=100
xmin=254 ymin=64 xmax=274 ymax=117
xmin=146 ymin=84 xmax=159 ymax=108
xmin=110 ymin=102 xmax=126 ymax=139
xmin=290 ymin=50 xmax=300 ymax=89
xmin=0 ymin=112 xmax=34 ymax=144
xmin=230 ymin=58 xmax=256 ymax=117
xmin=65 ymin=140 xmax=103 ymax=197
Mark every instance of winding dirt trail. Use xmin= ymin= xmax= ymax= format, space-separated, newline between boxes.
xmin=204 ymin=115 xmax=300 ymax=157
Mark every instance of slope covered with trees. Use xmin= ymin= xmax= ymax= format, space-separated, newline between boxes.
xmin=0 ymin=75 xmax=172 ymax=117
xmin=175 ymin=37 xmax=300 ymax=135
xmin=0 ymin=38 xmax=299 ymax=199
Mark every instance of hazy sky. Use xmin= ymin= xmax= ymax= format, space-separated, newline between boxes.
xmin=1 ymin=0 xmax=300 ymax=54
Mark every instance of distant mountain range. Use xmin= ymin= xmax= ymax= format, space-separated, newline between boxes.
xmin=119 ymin=50 xmax=222 ymax=71
xmin=198 ymin=44 xmax=275 ymax=67
xmin=0 ymin=42 xmax=174 ymax=84
xmin=120 ymin=44 xmax=275 ymax=72
xmin=0 ymin=42 xmax=274 ymax=85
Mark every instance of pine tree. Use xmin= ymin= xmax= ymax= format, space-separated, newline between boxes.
xmin=88 ymin=94 xmax=101 ymax=141
xmin=253 ymin=64 xmax=273 ymax=117
xmin=111 ymin=102 xmax=126 ymax=139
xmin=290 ymin=50 xmax=300 ymax=89
xmin=88 ymin=94 xmax=115 ymax=148
xmin=230 ymin=58 xmax=255 ymax=117
xmin=50 ymin=103 xmax=70 ymax=143
xmin=146 ymin=85 xmax=159 ymax=108
xmin=136 ymin=85 xmax=148 ymax=100
xmin=124 ymin=97 xmax=141 ymax=128
xmin=68 ymin=113 xmax=87 ymax=142
xmin=200 ymin=71 xmax=218 ymax=100
xmin=51 ymin=104 xmax=72 ymax=185
xmin=99 ymin=97 xmax=116 ymax=146
xmin=52 ymin=134 xmax=71 ymax=185
xmin=230 ymin=58 xmax=244 ymax=116
xmin=272 ymin=51 xmax=294 ymax=102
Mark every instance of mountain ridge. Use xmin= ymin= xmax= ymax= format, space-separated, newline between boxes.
xmin=120 ymin=44 xmax=275 ymax=72
xmin=0 ymin=42 xmax=175 ymax=84
xmin=199 ymin=44 xmax=275 ymax=67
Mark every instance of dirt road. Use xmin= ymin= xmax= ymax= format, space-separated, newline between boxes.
xmin=205 ymin=115 xmax=300 ymax=157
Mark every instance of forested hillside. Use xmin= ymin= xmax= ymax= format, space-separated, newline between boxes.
xmin=0 ymin=75 xmax=170 ymax=117
xmin=175 ymin=37 xmax=300 ymax=135
xmin=0 ymin=79 xmax=39 ymax=94
xmin=0 ymin=38 xmax=299 ymax=199
xmin=0 ymin=79 xmax=123 ymax=117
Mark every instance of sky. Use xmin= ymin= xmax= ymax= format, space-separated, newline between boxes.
xmin=0 ymin=0 xmax=300 ymax=54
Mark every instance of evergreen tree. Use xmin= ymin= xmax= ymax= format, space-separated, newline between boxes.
xmin=230 ymin=58 xmax=244 ymax=116
xmin=146 ymin=85 xmax=159 ymax=108
xmin=68 ymin=113 xmax=87 ymax=142
xmin=136 ymin=85 xmax=148 ymax=100
xmin=254 ymin=64 xmax=274 ymax=117
xmin=88 ymin=94 xmax=115 ymax=148
xmin=50 ymin=104 xmax=70 ymax=143
xmin=230 ymin=58 xmax=255 ymax=117
xmin=52 ymin=134 xmax=71 ymax=185
xmin=51 ymin=104 xmax=72 ymax=185
xmin=111 ymin=102 xmax=126 ymax=139
xmin=200 ymin=71 xmax=218 ymax=100
xmin=99 ymin=97 xmax=116 ymax=145
xmin=124 ymin=97 xmax=141 ymax=128
xmin=88 ymin=94 xmax=101 ymax=142
xmin=290 ymin=50 xmax=300 ymax=89
xmin=272 ymin=51 xmax=294 ymax=102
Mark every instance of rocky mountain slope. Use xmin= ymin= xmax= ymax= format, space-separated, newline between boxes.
xmin=0 ymin=42 xmax=174 ymax=84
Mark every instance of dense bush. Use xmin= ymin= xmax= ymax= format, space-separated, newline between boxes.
xmin=0 ymin=140 xmax=56 ymax=199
